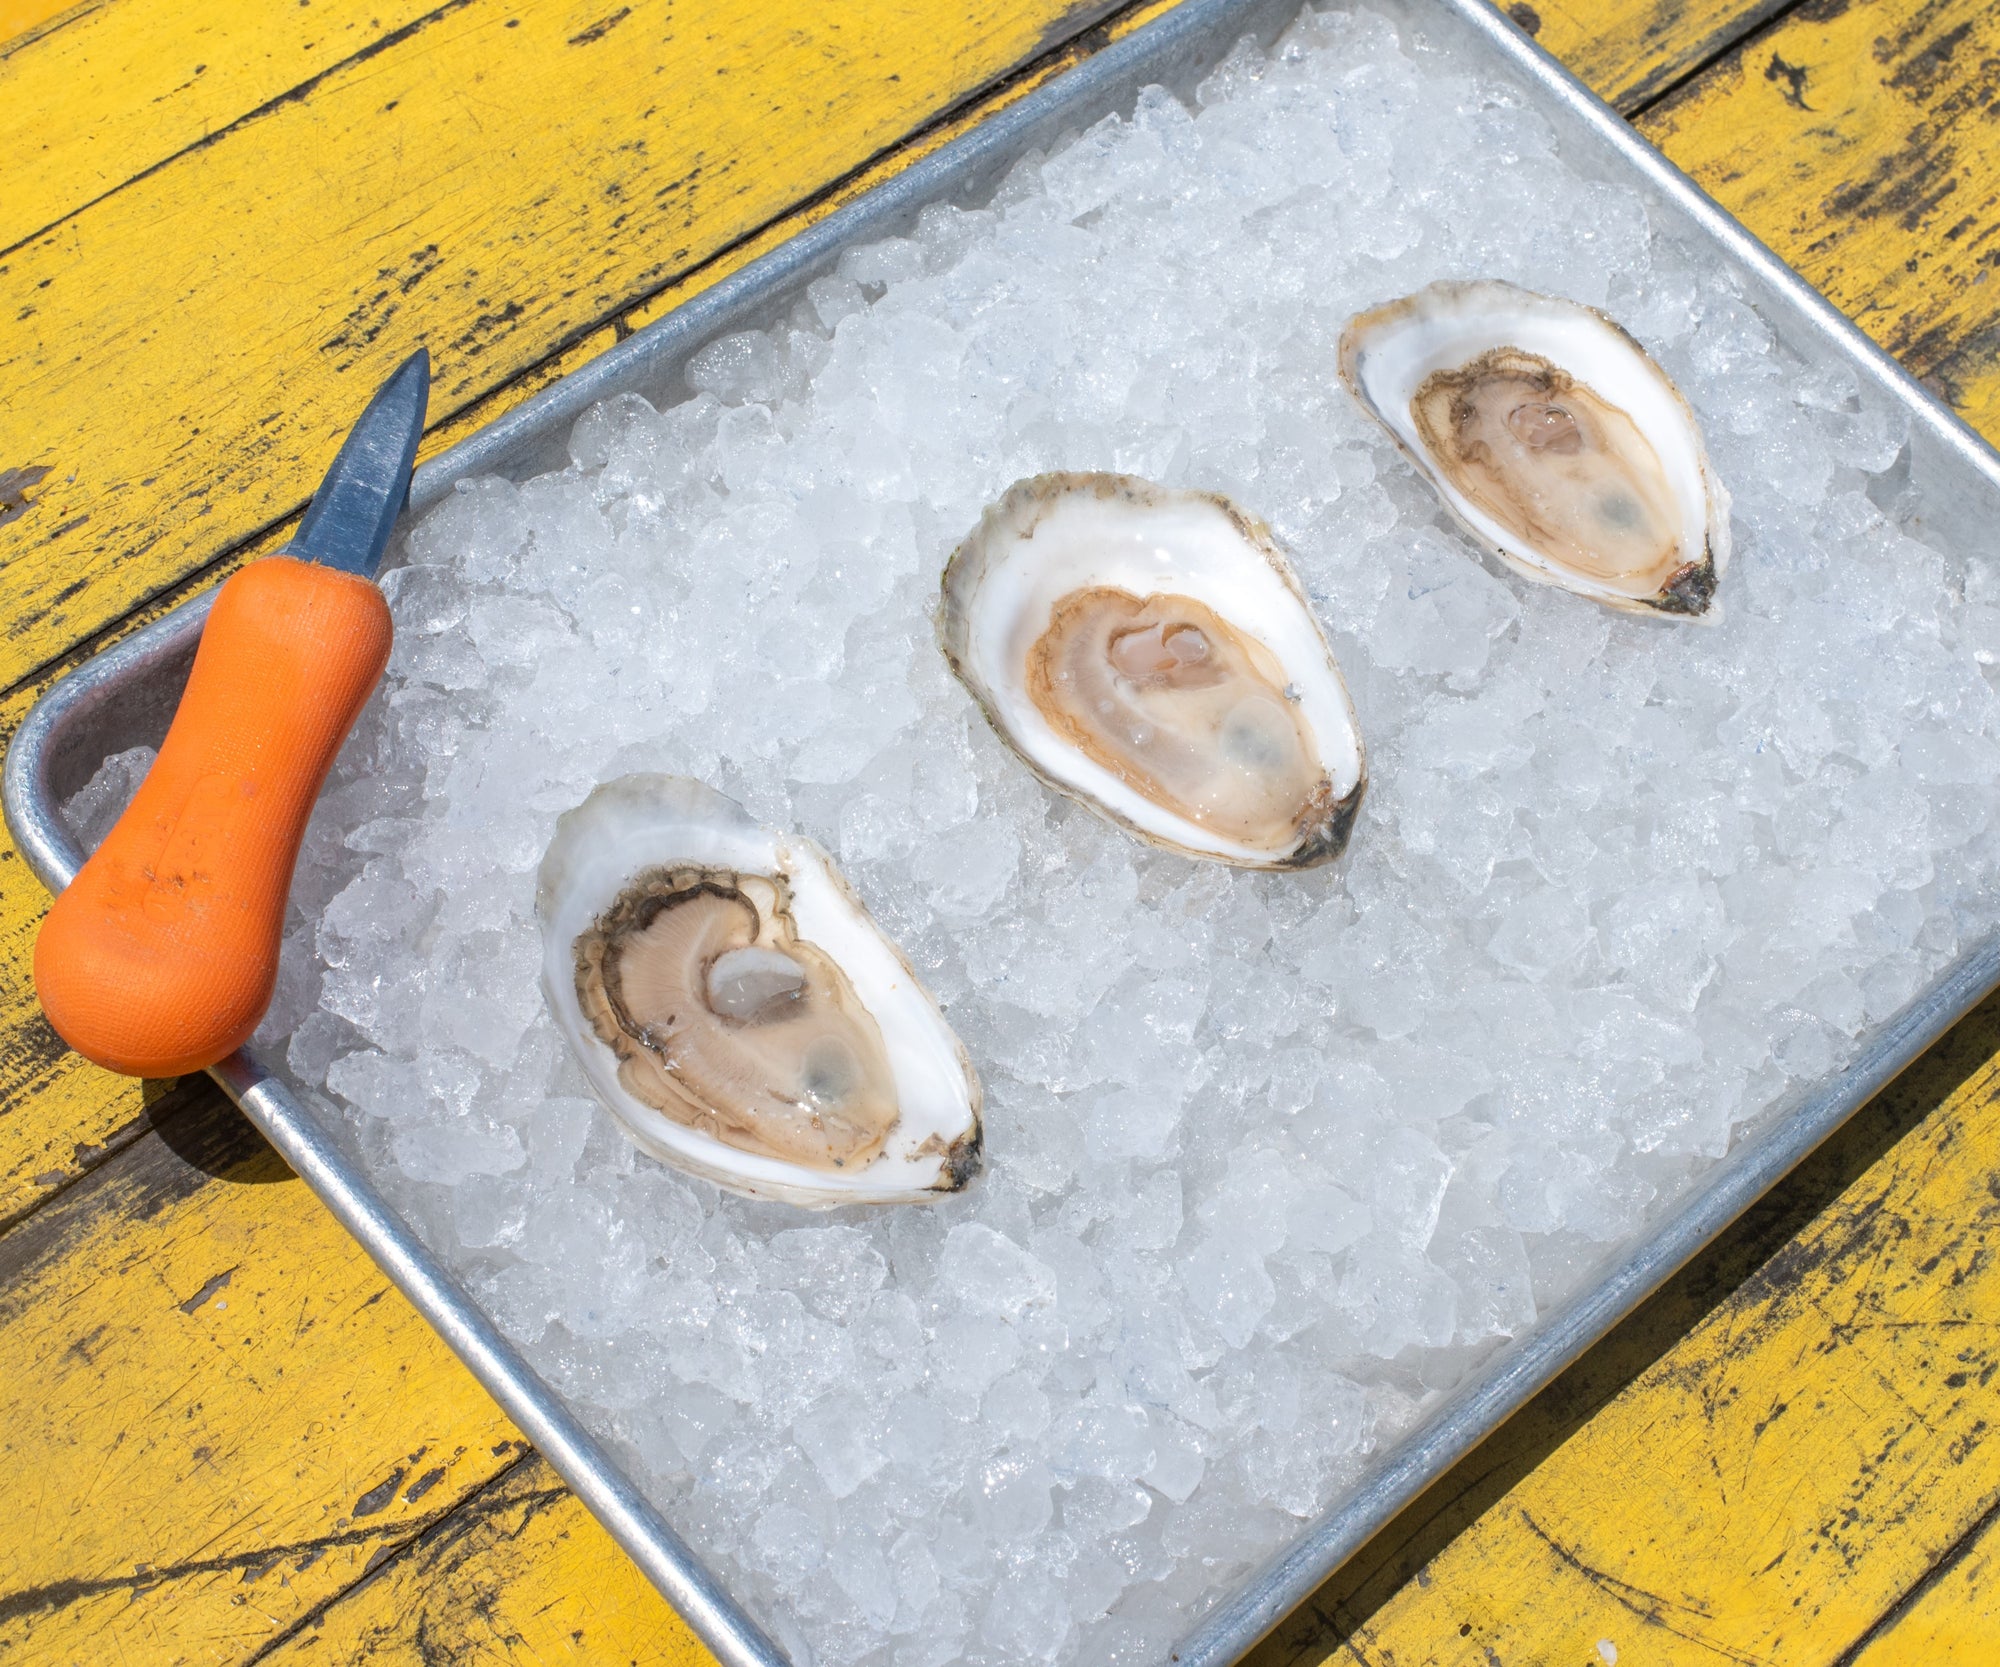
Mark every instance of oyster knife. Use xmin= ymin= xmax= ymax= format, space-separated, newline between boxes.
xmin=33 ymin=351 xmax=430 ymax=1077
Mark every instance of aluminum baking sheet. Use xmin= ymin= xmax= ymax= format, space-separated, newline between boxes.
xmin=11 ymin=1 xmax=2000 ymax=1663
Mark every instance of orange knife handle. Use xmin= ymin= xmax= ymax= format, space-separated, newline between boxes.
xmin=34 ymin=557 xmax=392 ymax=1077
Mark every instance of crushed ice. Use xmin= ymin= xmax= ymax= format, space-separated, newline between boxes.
xmin=68 ymin=7 xmax=2000 ymax=1663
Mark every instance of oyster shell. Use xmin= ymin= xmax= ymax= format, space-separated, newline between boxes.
xmin=1340 ymin=280 xmax=1730 ymax=618
xmin=939 ymin=473 xmax=1365 ymax=868
xmin=537 ymin=775 xmax=982 ymax=1207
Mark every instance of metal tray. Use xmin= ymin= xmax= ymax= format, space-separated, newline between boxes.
xmin=11 ymin=0 xmax=2000 ymax=1661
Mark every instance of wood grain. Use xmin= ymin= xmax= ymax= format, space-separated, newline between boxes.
xmin=0 ymin=0 xmax=443 ymax=248
xmin=0 ymin=0 xmax=93 ymax=53
xmin=1495 ymin=0 xmax=1798 ymax=113
xmin=0 ymin=0 xmax=1138 ymax=699
xmin=0 ymin=1085 xmax=526 ymax=1663
xmin=2 ymin=0 xmax=1999 ymax=1659
xmin=257 ymin=1456 xmax=712 ymax=1664
xmin=1255 ymin=996 xmax=2000 ymax=1665
xmin=1638 ymin=0 xmax=2000 ymax=442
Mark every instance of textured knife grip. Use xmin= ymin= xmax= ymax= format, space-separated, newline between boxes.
xmin=34 ymin=557 xmax=393 ymax=1077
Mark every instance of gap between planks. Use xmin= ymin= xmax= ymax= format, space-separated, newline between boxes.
xmin=6 ymin=0 xmax=1999 ymax=1659
xmin=0 ymin=0 xmax=1188 ymax=1240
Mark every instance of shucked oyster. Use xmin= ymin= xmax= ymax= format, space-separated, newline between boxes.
xmin=1340 ymin=280 xmax=1730 ymax=618
xmin=940 ymin=473 xmax=1365 ymax=868
xmin=538 ymin=775 xmax=981 ymax=1207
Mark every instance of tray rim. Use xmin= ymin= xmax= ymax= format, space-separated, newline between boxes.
xmin=9 ymin=1 xmax=2000 ymax=1664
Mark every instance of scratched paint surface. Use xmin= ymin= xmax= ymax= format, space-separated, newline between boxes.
xmin=3 ymin=0 xmax=2000 ymax=1660
xmin=0 ymin=0 xmax=1131 ymax=697
xmin=0 ymin=0 xmax=83 ymax=52
xmin=0 ymin=0 xmax=447 ymax=246
xmin=1638 ymin=0 xmax=2000 ymax=440
xmin=0 ymin=1087 xmax=529 ymax=1660
xmin=0 ymin=0 xmax=1181 ymax=1230
xmin=1490 ymin=0 xmax=1797 ymax=112
xmin=1256 ymin=995 xmax=2000 ymax=1664
xmin=255 ymin=1456 xmax=716 ymax=1665
xmin=1847 ymin=1506 xmax=2000 ymax=1663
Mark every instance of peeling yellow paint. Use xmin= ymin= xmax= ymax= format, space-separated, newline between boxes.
xmin=0 ymin=1089 xmax=523 ymax=1661
xmin=258 ymin=1457 xmax=716 ymax=1664
xmin=1260 ymin=1003 xmax=2000 ymax=1665
xmin=0 ymin=0 xmax=1145 ymax=696
xmin=1847 ymin=1504 xmax=2000 ymax=1663
xmin=3 ymin=0 xmax=2000 ymax=1661
xmin=1639 ymin=0 xmax=2000 ymax=445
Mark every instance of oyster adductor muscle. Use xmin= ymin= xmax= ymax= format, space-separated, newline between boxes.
xmin=538 ymin=775 xmax=982 ymax=1207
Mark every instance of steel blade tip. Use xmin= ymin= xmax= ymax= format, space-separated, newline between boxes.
xmin=291 ymin=348 xmax=432 ymax=579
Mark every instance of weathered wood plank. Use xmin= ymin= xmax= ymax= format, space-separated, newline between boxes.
xmin=1637 ymin=0 xmax=2000 ymax=442
xmin=0 ymin=1084 xmax=529 ymax=1662
xmin=1846 ymin=1501 xmax=2000 ymax=1663
xmin=258 ymin=1456 xmax=712 ymax=1664
xmin=0 ymin=0 xmax=447 ymax=251
xmin=0 ymin=0 xmax=1180 ymax=1232
xmin=1496 ymin=0 xmax=1798 ymax=113
xmin=0 ymin=0 xmax=95 ymax=53
xmin=3 ymin=0 xmax=1998 ymax=1659
xmin=1258 ymin=1002 xmax=2000 ymax=1665
xmin=0 ymin=0 xmax=1777 ymax=268
xmin=0 ymin=0 xmax=1135 ymax=698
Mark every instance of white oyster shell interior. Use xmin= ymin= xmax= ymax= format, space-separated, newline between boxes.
xmin=939 ymin=473 xmax=1365 ymax=868
xmin=1340 ymin=279 xmax=1730 ymax=618
xmin=537 ymin=774 xmax=982 ymax=1207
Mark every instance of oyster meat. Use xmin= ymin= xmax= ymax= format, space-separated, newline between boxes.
xmin=940 ymin=473 xmax=1365 ymax=868
xmin=1340 ymin=280 xmax=1730 ymax=618
xmin=538 ymin=775 xmax=982 ymax=1206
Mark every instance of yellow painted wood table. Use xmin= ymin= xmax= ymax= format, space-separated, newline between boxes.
xmin=3 ymin=0 xmax=1999 ymax=1661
